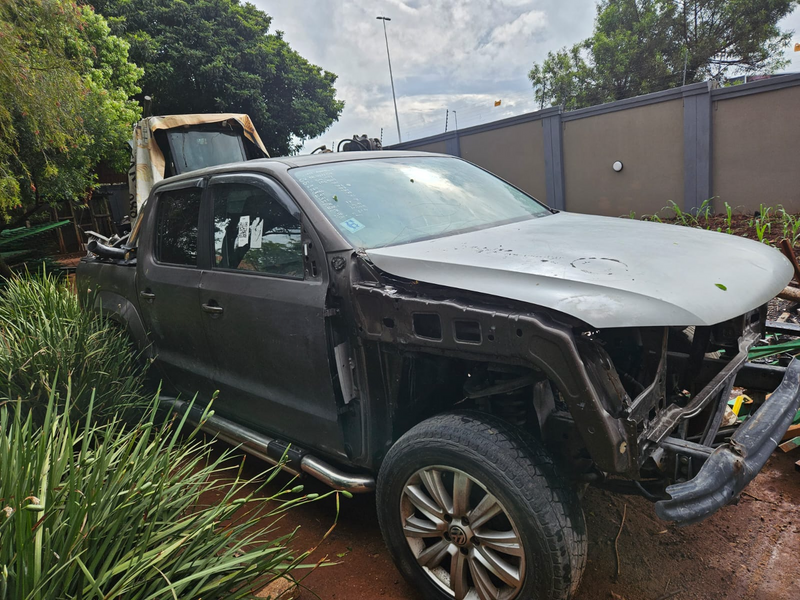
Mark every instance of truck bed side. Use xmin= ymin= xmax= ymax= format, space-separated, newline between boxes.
xmin=76 ymin=259 xmax=152 ymax=358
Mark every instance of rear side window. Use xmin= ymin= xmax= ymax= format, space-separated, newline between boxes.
xmin=212 ymin=183 xmax=303 ymax=279
xmin=154 ymin=187 xmax=203 ymax=265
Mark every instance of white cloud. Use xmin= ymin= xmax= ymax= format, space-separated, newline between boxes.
xmin=253 ymin=0 xmax=598 ymax=148
xmin=254 ymin=0 xmax=800 ymax=152
xmin=488 ymin=9 xmax=548 ymax=46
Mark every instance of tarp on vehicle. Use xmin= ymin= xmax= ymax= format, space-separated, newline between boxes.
xmin=130 ymin=114 xmax=270 ymax=217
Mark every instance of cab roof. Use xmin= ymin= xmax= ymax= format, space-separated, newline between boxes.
xmin=259 ymin=150 xmax=444 ymax=168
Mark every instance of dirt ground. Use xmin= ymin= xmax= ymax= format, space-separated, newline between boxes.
xmin=206 ymin=441 xmax=799 ymax=600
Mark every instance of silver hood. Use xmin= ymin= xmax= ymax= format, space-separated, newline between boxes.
xmin=365 ymin=212 xmax=793 ymax=328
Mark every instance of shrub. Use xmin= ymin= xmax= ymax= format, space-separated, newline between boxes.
xmin=0 ymin=270 xmax=146 ymax=420
xmin=0 ymin=389 xmax=336 ymax=599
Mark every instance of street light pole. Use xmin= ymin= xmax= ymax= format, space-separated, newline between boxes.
xmin=377 ymin=16 xmax=401 ymax=143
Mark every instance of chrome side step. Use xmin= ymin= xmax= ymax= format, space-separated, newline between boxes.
xmin=164 ymin=398 xmax=375 ymax=494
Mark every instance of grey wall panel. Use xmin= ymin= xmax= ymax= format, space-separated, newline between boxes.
xmin=712 ymin=85 xmax=800 ymax=213
xmin=458 ymin=120 xmax=548 ymax=204
xmin=562 ymin=99 xmax=685 ymax=217
xmin=683 ymin=83 xmax=713 ymax=213
xmin=542 ymin=114 xmax=565 ymax=210
xmin=389 ymin=76 xmax=800 ymax=217
xmin=405 ymin=140 xmax=449 ymax=154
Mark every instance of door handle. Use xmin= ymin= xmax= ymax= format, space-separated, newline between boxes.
xmin=201 ymin=303 xmax=224 ymax=315
xmin=139 ymin=291 xmax=156 ymax=301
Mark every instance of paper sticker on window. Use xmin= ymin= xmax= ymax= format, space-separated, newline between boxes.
xmin=237 ymin=215 xmax=250 ymax=247
xmin=250 ymin=217 xmax=263 ymax=249
xmin=340 ymin=218 xmax=365 ymax=233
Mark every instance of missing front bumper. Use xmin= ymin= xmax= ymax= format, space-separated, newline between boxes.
xmin=654 ymin=358 xmax=800 ymax=525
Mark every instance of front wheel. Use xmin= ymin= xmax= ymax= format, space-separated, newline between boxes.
xmin=376 ymin=411 xmax=586 ymax=600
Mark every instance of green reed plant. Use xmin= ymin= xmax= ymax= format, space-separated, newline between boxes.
xmin=0 ymin=270 xmax=146 ymax=421
xmin=696 ymin=198 xmax=713 ymax=228
xmin=724 ymin=202 xmax=733 ymax=235
xmin=666 ymin=200 xmax=694 ymax=226
xmin=778 ymin=206 xmax=800 ymax=245
xmin=0 ymin=387 xmax=340 ymax=600
xmin=753 ymin=205 xmax=772 ymax=243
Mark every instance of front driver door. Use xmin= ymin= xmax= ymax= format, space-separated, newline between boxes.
xmin=198 ymin=174 xmax=345 ymax=459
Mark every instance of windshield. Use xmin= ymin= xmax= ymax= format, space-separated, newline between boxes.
xmin=167 ymin=130 xmax=246 ymax=174
xmin=290 ymin=156 xmax=551 ymax=248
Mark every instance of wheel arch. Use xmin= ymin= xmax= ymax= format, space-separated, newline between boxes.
xmin=92 ymin=290 xmax=154 ymax=359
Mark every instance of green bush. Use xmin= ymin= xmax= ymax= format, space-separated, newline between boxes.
xmin=0 ymin=270 xmax=146 ymax=419
xmin=0 ymin=389 xmax=335 ymax=599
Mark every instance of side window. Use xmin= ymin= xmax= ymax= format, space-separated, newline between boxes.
xmin=155 ymin=187 xmax=202 ymax=266
xmin=212 ymin=183 xmax=304 ymax=279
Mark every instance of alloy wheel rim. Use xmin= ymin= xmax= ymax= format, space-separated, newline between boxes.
xmin=400 ymin=466 xmax=525 ymax=600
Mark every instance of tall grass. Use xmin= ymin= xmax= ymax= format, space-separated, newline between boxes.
xmin=0 ymin=270 xmax=146 ymax=420
xmin=0 ymin=388 xmax=339 ymax=599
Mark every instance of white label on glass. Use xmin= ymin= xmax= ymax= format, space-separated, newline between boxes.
xmin=237 ymin=215 xmax=250 ymax=247
xmin=250 ymin=218 xmax=263 ymax=249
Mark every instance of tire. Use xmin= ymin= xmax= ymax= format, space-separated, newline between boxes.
xmin=376 ymin=411 xmax=586 ymax=600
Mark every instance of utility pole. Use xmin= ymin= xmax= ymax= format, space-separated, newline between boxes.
xmin=377 ymin=16 xmax=401 ymax=143
xmin=444 ymin=109 xmax=449 ymax=132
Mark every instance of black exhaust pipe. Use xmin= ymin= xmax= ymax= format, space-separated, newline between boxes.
xmin=87 ymin=239 xmax=128 ymax=260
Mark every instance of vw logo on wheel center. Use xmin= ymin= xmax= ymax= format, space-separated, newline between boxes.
xmin=449 ymin=525 xmax=469 ymax=547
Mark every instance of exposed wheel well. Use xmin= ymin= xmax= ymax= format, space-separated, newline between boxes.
xmin=388 ymin=352 xmax=590 ymax=477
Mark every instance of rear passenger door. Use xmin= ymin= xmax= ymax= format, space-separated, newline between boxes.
xmin=198 ymin=174 xmax=345 ymax=458
xmin=137 ymin=180 xmax=218 ymax=401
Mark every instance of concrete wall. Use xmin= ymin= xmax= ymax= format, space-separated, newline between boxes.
xmin=712 ymin=84 xmax=800 ymax=213
xmin=390 ymin=73 xmax=800 ymax=215
xmin=562 ymin=99 xmax=684 ymax=217
xmin=459 ymin=120 xmax=548 ymax=203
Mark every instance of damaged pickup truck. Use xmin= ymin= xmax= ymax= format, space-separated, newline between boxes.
xmin=78 ymin=151 xmax=800 ymax=600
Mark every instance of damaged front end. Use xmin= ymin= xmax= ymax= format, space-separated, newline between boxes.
xmin=345 ymin=255 xmax=800 ymax=526
xmin=588 ymin=310 xmax=800 ymax=525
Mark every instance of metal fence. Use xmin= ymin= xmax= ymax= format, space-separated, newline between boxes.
xmin=388 ymin=74 xmax=800 ymax=217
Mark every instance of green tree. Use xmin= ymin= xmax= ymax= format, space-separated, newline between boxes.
xmin=0 ymin=0 xmax=141 ymax=276
xmin=529 ymin=0 xmax=799 ymax=109
xmin=530 ymin=46 xmax=598 ymax=110
xmin=93 ymin=0 xmax=345 ymax=156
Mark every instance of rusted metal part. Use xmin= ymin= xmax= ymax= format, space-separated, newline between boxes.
xmin=644 ymin=331 xmax=759 ymax=445
xmin=659 ymin=437 xmax=713 ymax=462
xmin=350 ymin=281 xmax=638 ymax=475
xmin=626 ymin=328 xmax=668 ymax=424
xmin=655 ymin=358 xmax=800 ymax=525
xmin=699 ymin=369 xmax=740 ymax=447
xmin=778 ymin=239 xmax=800 ymax=285
xmin=667 ymin=352 xmax=785 ymax=392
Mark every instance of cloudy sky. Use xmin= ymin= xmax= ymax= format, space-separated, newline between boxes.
xmin=254 ymin=0 xmax=800 ymax=152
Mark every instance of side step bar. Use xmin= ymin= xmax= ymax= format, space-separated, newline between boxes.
xmin=164 ymin=398 xmax=375 ymax=494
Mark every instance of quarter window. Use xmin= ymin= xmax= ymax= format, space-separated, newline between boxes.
xmin=212 ymin=183 xmax=304 ymax=279
xmin=154 ymin=187 xmax=202 ymax=266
